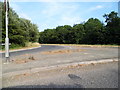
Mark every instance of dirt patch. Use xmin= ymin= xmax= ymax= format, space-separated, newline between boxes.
xmin=13 ymin=73 xmax=30 ymax=79
xmin=12 ymin=55 xmax=36 ymax=64
xmin=14 ymin=60 xmax=28 ymax=64
xmin=66 ymin=61 xmax=118 ymax=69
xmin=67 ymin=64 xmax=85 ymax=69
xmin=41 ymin=49 xmax=85 ymax=55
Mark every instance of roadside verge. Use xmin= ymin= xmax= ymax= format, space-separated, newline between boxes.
xmin=41 ymin=44 xmax=119 ymax=48
xmin=0 ymin=46 xmax=41 ymax=53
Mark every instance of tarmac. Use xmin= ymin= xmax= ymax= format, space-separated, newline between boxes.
xmin=1 ymin=45 xmax=119 ymax=77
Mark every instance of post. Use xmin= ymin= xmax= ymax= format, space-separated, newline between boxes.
xmin=5 ymin=0 xmax=10 ymax=62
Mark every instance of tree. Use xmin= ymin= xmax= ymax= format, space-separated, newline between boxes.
xmin=38 ymin=11 xmax=119 ymax=45
xmin=39 ymin=29 xmax=56 ymax=44
xmin=55 ymin=26 xmax=68 ymax=44
xmin=83 ymin=18 xmax=104 ymax=44
xmin=103 ymin=11 xmax=118 ymax=23
xmin=72 ymin=24 xmax=84 ymax=44
xmin=103 ymin=11 xmax=120 ymax=44
xmin=61 ymin=25 xmax=73 ymax=44
xmin=29 ymin=23 xmax=39 ymax=42
xmin=0 ymin=2 xmax=39 ymax=47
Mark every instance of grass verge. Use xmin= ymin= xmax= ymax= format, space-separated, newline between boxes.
xmin=41 ymin=44 xmax=119 ymax=47
xmin=0 ymin=42 xmax=40 ymax=52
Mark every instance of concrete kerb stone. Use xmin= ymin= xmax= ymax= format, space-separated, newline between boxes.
xmin=3 ymin=58 xmax=118 ymax=77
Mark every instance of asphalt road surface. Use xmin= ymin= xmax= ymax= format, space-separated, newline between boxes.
xmin=2 ymin=45 xmax=118 ymax=74
xmin=1 ymin=45 xmax=64 ymax=58
xmin=3 ymin=62 xmax=118 ymax=88
xmin=1 ymin=45 xmax=118 ymax=59
xmin=1 ymin=45 xmax=119 ymax=88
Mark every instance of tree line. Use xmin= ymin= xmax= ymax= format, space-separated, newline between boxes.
xmin=0 ymin=2 xmax=39 ymax=47
xmin=39 ymin=11 xmax=120 ymax=45
xmin=1 ymin=1 xmax=120 ymax=47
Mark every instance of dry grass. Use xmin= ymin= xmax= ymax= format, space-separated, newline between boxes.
xmin=14 ymin=73 xmax=30 ymax=79
xmin=41 ymin=44 xmax=119 ymax=48
xmin=14 ymin=60 xmax=29 ymax=64
xmin=12 ymin=55 xmax=36 ymax=64
xmin=28 ymin=56 xmax=35 ymax=60
xmin=41 ymin=49 xmax=85 ymax=55
xmin=25 ymin=42 xmax=40 ymax=47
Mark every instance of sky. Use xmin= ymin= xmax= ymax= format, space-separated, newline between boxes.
xmin=1 ymin=0 xmax=119 ymax=32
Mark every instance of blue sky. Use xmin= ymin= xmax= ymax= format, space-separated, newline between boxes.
xmin=7 ymin=1 xmax=119 ymax=31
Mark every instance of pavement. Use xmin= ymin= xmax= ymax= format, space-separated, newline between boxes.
xmin=1 ymin=45 xmax=118 ymax=76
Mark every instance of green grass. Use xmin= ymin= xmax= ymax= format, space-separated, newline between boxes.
xmin=0 ymin=44 xmax=23 ymax=51
xmin=0 ymin=42 xmax=40 ymax=51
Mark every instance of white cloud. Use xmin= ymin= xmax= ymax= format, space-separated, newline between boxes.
xmin=41 ymin=2 xmax=60 ymax=17
xmin=58 ymin=16 xmax=83 ymax=26
xmin=41 ymin=2 xmax=79 ymax=18
xmin=89 ymin=5 xmax=104 ymax=11
xmin=38 ymin=16 xmax=83 ymax=31
xmin=19 ymin=13 xmax=32 ymax=20
xmin=40 ymin=2 xmax=83 ymax=27
xmin=38 ymin=2 xmax=84 ymax=31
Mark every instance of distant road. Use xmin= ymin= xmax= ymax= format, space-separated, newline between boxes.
xmin=1 ymin=45 xmax=64 ymax=58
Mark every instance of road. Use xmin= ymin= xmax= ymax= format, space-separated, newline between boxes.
xmin=1 ymin=45 xmax=119 ymax=88
xmin=1 ymin=45 xmax=64 ymax=58
xmin=2 ymin=62 xmax=118 ymax=88
xmin=2 ymin=45 xmax=118 ymax=74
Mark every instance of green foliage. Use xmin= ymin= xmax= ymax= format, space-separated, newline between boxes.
xmin=72 ymin=24 xmax=84 ymax=44
xmin=55 ymin=25 xmax=72 ymax=44
xmin=103 ymin=11 xmax=120 ymax=45
xmin=9 ymin=43 xmax=23 ymax=49
xmin=103 ymin=11 xmax=118 ymax=23
xmin=83 ymin=18 xmax=105 ymax=44
xmin=1 ymin=1 xmax=119 ymax=46
xmin=0 ymin=2 xmax=39 ymax=47
xmin=39 ymin=11 xmax=120 ymax=45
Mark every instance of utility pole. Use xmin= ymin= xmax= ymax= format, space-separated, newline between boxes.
xmin=4 ymin=0 xmax=10 ymax=63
